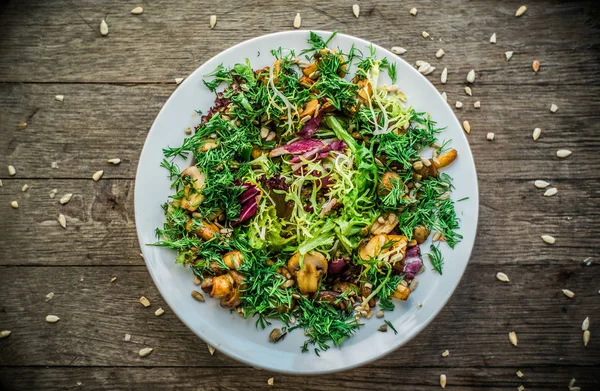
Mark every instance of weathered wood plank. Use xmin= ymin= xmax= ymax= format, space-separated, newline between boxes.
xmin=0 ymin=265 xmax=598 ymax=368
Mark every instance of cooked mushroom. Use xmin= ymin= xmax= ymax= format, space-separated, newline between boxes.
xmin=414 ymin=160 xmax=438 ymax=179
xmin=185 ymin=219 xmax=219 ymax=241
xmin=413 ymin=225 xmax=430 ymax=244
xmin=383 ymin=234 xmax=408 ymax=264
xmin=371 ymin=213 xmax=399 ymax=235
xmin=287 ymin=252 xmax=328 ymax=295
xmin=378 ymin=172 xmax=401 ymax=196
xmin=359 ymin=234 xmax=387 ymax=261
xmin=180 ymin=166 xmax=206 ymax=212
xmin=333 ymin=281 xmax=359 ymax=296
xmin=223 ymin=250 xmax=244 ymax=270
xmin=209 ymin=273 xmax=235 ymax=299
xmin=392 ymin=284 xmax=411 ymax=300
xmin=433 ymin=149 xmax=458 ymax=168
xmin=317 ymin=290 xmax=348 ymax=310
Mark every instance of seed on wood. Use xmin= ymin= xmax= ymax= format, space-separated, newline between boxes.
xmin=139 ymin=296 xmax=151 ymax=307
xmin=55 ymin=95 xmax=64 ymax=101
xmin=109 ymin=276 xmax=117 ymax=283
xmin=441 ymin=349 xmax=450 ymax=357
xmin=570 ymin=387 xmax=581 ymax=391
xmin=516 ymin=370 xmax=524 ymax=378
xmin=45 ymin=292 xmax=54 ymax=302
xmin=517 ymin=386 xmax=525 ymax=391
xmin=191 ymin=290 xmax=205 ymax=302
xmin=207 ymin=344 xmax=216 ymax=355
xmin=46 ymin=315 xmax=60 ymax=323
xmin=569 ymin=378 xmax=576 ymax=388
xmin=0 ymin=330 xmax=11 ymax=338
xmin=10 ymin=201 xmax=18 ymax=209
xmin=139 ymin=347 xmax=153 ymax=357
xmin=410 ymin=7 xmax=417 ymax=15
xmin=562 ymin=289 xmax=575 ymax=298
xmin=466 ymin=69 xmax=475 ymax=83
xmin=534 ymin=180 xmax=550 ymax=188
xmin=556 ymin=149 xmax=572 ymax=158
xmin=418 ymin=63 xmax=431 ymax=74
xmin=496 ymin=272 xmax=509 ymax=282
xmin=533 ymin=127 xmax=541 ymax=141
xmin=550 ymin=103 xmax=558 ymax=113
xmin=22 ymin=184 xmax=29 ymax=192
xmin=59 ymin=193 xmax=73 ymax=205
xmin=532 ymin=60 xmax=540 ymax=72
xmin=505 ymin=51 xmax=514 ymax=61
xmin=508 ymin=331 xmax=518 ymax=346
xmin=441 ymin=92 xmax=447 ymax=101
xmin=474 ymin=101 xmax=481 ymax=108
xmin=583 ymin=330 xmax=590 ymax=346
xmin=107 ymin=158 xmax=121 ymax=165
xmin=49 ymin=189 xmax=57 ymax=199
xmin=465 ymin=86 xmax=472 ymax=96
xmin=440 ymin=68 xmax=447 ymax=84
xmin=57 ymin=214 xmax=67 ymax=229
xmin=352 ymin=4 xmax=360 ymax=18
xmin=267 ymin=377 xmax=275 ymax=386
xmin=582 ymin=317 xmax=589 ymax=331
xmin=462 ymin=120 xmax=471 ymax=134
xmin=17 ymin=121 xmax=27 ymax=128
xmin=423 ymin=66 xmax=435 ymax=75
xmin=436 ymin=48 xmax=445 ymax=58
xmin=391 ymin=46 xmax=407 ymax=55
xmin=0 ymin=179 xmax=2 ymax=187
xmin=92 ymin=170 xmax=104 ymax=181
xmin=455 ymin=101 xmax=463 ymax=109
xmin=541 ymin=235 xmax=555 ymax=244
xmin=544 ymin=187 xmax=558 ymax=197
xmin=100 ymin=19 xmax=108 ymax=36
xmin=209 ymin=15 xmax=217 ymax=29
xmin=293 ymin=13 xmax=301 ymax=29
xmin=422 ymin=31 xmax=430 ymax=38
xmin=131 ymin=6 xmax=143 ymax=15
xmin=378 ymin=324 xmax=388 ymax=332
xmin=155 ymin=308 xmax=165 ymax=317
xmin=8 ymin=165 xmax=16 ymax=176
xmin=515 ymin=5 xmax=527 ymax=17
xmin=440 ymin=374 xmax=447 ymax=389
xmin=490 ymin=33 xmax=497 ymax=44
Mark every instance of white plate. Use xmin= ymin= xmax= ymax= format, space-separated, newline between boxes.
xmin=135 ymin=30 xmax=479 ymax=374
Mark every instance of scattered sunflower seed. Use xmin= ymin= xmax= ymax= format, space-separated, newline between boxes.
xmin=207 ymin=344 xmax=216 ymax=355
xmin=441 ymin=68 xmax=447 ymax=84
xmin=59 ymin=193 xmax=73 ymax=205
xmin=124 ymin=333 xmax=131 ymax=342
xmin=100 ymin=19 xmax=109 ymax=36
xmin=184 ymin=127 xmax=192 ymax=135
xmin=49 ymin=189 xmax=58 ymax=199
xmin=46 ymin=315 xmax=60 ymax=323
xmin=441 ymin=349 xmax=449 ymax=357
xmin=92 ymin=170 xmax=104 ymax=181
xmin=391 ymin=46 xmax=407 ymax=55
xmin=544 ymin=187 xmax=558 ymax=197
xmin=155 ymin=308 xmax=165 ymax=317
xmin=21 ymin=184 xmax=29 ymax=192
xmin=517 ymin=386 xmax=525 ymax=391
xmin=17 ymin=121 xmax=27 ymax=128
xmin=209 ymin=14 xmax=217 ymax=29
xmin=0 ymin=330 xmax=11 ymax=338
xmin=556 ymin=149 xmax=572 ymax=158
xmin=532 ymin=60 xmax=540 ymax=73
xmin=441 ymin=92 xmax=447 ymax=101
xmin=57 ymin=214 xmax=67 ymax=229
xmin=541 ymin=235 xmax=555 ymax=244
xmin=139 ymin=347 xmax=153 ymax=357
xmin=0 ymin=179 xmax=2 ymax=187
xmin=55 ymin=95 xmax=64 ymax=102
xmin=376 ymin=310 xmax=384 ymax=318
xmin=378 ymin=324 xmax=388 ymax=332
xmin=109 ymin=276 xmax=117 ymax=283
xmin=293 ymin=13 xmax=301 ymax=29
xmin=466 ymin=69 xmax=475 ymax=83
xmin=516 ymin=370 xmax=524 ymax=378
xmin=175 ymin=77 xmax=184 ymax=85
xmin=8 ymin=165 xmax=16 ymax=176
xmin=422 ymin=31 xmax=430 ymax=38
xmin=131 ymin=6 xmax=143 ymax=15
xmin=508 ymin=331 xmax=518 ymax=346
xmin=505 ymin=51 xmax=514 ymax=61
xmin=410 ymin=7 xmax=417 ymax=16
xmin=496 ymin=272 xmax=509 ymax=282
xmin=267 ymin=377 xmax=275 ymax=386
xmin=570 ymin=387 xmax=581 ymax=391
xmin=569 ymin=378 xmax=576 ymax=388
xmin=191 ymin=290 xmax=205 ymax=302
xmin=583 ymin=330 xmax=590 ymax=346
xmin=462 ymin=120 xmax=471 ymax=134
xmin=474 ymin=101 xmax=481 ymax=108
xmin=562 ymin=289 xmax=575 ymax=298
xmin=490 ymin=33 xmax=497 ymax=44
xmin=582 ymin=317 xmax=589 ymax=331
xmin=107 ymin=158 xmax=121 ymax=165
xmin=440 ymin=374 xmax=447 ymax=389
xmin=269 ymin=328 xmax=285 ymax=343
xmin=352 ymin=4 xmax=360 ymax=18
xmin=435 ymin=48 xmax=445 ymax=58
xmin=533 ymin=127 xmax=541 ymax=141
xmin=534 ymin=180 xmax=550 ymax=188
xmin=515 ymin=5 xmax=527 ymax=17
xmin=550 ymin=103 xmax=558 ymax=113
xmin=139 ymin=296 xmax=151 ymax=307
xmin=455 ymin=101 xmax=463 ymax=109
xmin=45 ymin=292 xmax=55 ymax=302
xmin=465 ymin=86 xmax=472 ymax=96
xmin=418 ymin=63 xmax=431 ymax=74
xmin=423 ymin=66 xmax=435 ymax=75
xmin=193 ymin=275 xmax=201 ymax=285
xmin=10 ymin=201 xmax=19 ymax=209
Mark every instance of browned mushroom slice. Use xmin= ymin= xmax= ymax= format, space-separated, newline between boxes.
xmin=332 ymin=281 xmax=359 ymax=296
xmin=222 ymin=250 xmax=244 ymax=270
xmin=378 ymin=172 xmax=401 ymax=196
xmin=358 ymin=234 xmax=388 ymax=261
xmin=371 ymin=213 xmax=399 ymax=235
xmin=433 ymin=149 xmax=458 ymax=169
xmin=287 ymin=252 xmax=328 ymax=295
xmin=299 ymin=99 xmax=319 ymax=118
xmin=302 ymin=63 xmax=317 ymax=77
xmin=185 ymin=219 xmax=219 ymax=241
xmin=180 ymin=166 xmax=206 ymax=212
xmin=316 ymin=291 xmax=348 ymax=310
xmin=384 ymin=235 xmax=408 ymax=264
xmin=210 ymin=273 xmax=235 ymax=299
xmin=413 ymin=225 xmax=430 ymax=244
xmin=220 ymin=271 xmax=245 ymax=308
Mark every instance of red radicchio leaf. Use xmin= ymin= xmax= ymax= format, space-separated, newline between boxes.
xmin=231 ymin=199 xmax=258 ymax=227
xmin=296 ymin=113 xmax=323 ymax=139
xmin=269 ymin=139 xmax=323 ymax=157
xmin=239 ymin=186 xmax=260 ymax=204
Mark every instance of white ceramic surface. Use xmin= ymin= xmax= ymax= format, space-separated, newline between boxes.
xmin=134 ymin=30 xmax=479 ymax=374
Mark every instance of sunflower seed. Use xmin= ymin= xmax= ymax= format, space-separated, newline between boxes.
xmin=569 ymin=378 xmax=576 ymax=388
xmin=515 ymin=5 xmax=527 ymax=17
xmin=293 ymin=13 xmax=301 ymax=29
xmin=423 ymin=66 xmax=436 ymax=75
xmin=131 ymin=6 xmax=143 ymax=15
xmin=582 ymin=317 xmax=589 ymax=331
xmin=550 ymin=103 xmax=558 ymax=113
xmin=583 ymin=330 xmax=590 ymax=346
xmin=391 ymin=46 xmax=407 ymax=55
xmin=22 ymin=184 xmax=29 ymax=192
xmin=139 ymin=296 xmax=151 ymax=307
xmin=92 ymin=170 xmax=104 ymax=181
xmin=266 ymin=131 xmax=276 ymax=142
xmin=10 ymin=201 xmax=18 ymax=209
xmin=109 ymin=276 xmax=117 ymax=283
xmin=107 ymin=158 xmax=121 ymax=165
xmin=532 ymin=60 xmax=540 ymax=73
xmin=209 ymin=15 xmax=217 ymax=29
xmin=570 ymin=387 xmax=581 ymax=391
xmin=0 ymin=330 xmax=11 ymax=338
xmin=352 ymin=4 xmax=360 ymax=18
xmin=466 ymin=69 xmax=475 ymax=83
xmin=505 ymin=51 xmax=514 ymax=61
xmin=516 ymin=370 xmax=524 ymax=378
xmin=562 ymin=289 xmax=575 ymax=298
xmin=517 ymin=386 xmax=525 ymax=391
xmin=509 ymin=331 xmax=518 ymax=346
xmin=436 ymin=48 xmax=445 ymax=58
xmin=55 ymin=95 xmax=64 ymax=101
xmin=474 ymin=101 xmax=481 ymax=108
xmin=556 ymin=149 xmax=572 ymax=158
xmin=59 ymin=193 xmax=73 ymax=205
xmin=175 ymin=78 xmax=184 ymax=85
xmin=534 ymin=180 xmax=550 ymax=188
xmin=441 ymin=92 xmax=447 ymax=101
xmin=375 ymin=310 xmax=384 ymax=319
xmin=455 ymin=101 xmax=463 ymax=109
xmin=541 ymin=235 xmax=555 ymax=244
xmin=440 ymin=68 xmax=447 ymax=84
xmin=410 ymin=7 xmax=417 ymax=16
xmin=100 ymin=19 xmax=108 ymax=36
xmin=207 ymin=344 xmax=216 ymax=355
xmin=440 ymin=374 xmax=447 ymax=389
xmin=267 ymin=377 xmax=275 ymax=386
xmin=441 ymin=349 xmax=450 ymax=357
xmin=432 ymin=231 xmax=442 ymax=242
xmin=46 ymin=315 xmax=60 ymax=323
xmin=191 ymin=290 xmax=205 ymax=302
xmin=486 ymin=132 xmax=495 ymax=141
xmin=544 ymin=187 xmax=558 ymax=197
xmin=490 ymin=33 xmax=497 ymax=44
xmin=49 ymin=189 xmax=57 ymax=199
xmin=45 ymin=292 xmax=54 ymax=301
xmin=8 ymin=165 xmax=16 ymax=176
xmin=465 ymin=86 xmax=472 ymax=96
xmin=378 ymin=324 xmax=387 ymax=332
xmin=0 ymin=179 xmax=2 ymax=187
xmin=184 ymin=127 xmax=192 ymax=135
xmin=418 ymin=63 xmax=431 ymax=73
xmin=17 ymin=121 xmax=27 ymax=128
xmin=139 ymin=347 xmax=153 ymax=357
xmin=422 ymin=31 xmax=430 ymax=38
xmin=462 ymin=120 xmax=471 ymax=134
xmin=496 ymin=272 xmax=509 ymax=282
xmin=533 ymin=127 xmax=541 ymax=141
xmin=409 ymin=278 xmax=419 ymax=291
xmin=57 ymin=214 xmax=67 ymax=229
xmin=155 ymin=308 xmax=165 ymax=317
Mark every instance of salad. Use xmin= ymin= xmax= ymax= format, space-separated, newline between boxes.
xmin=155 ymin=32 xmax=461 ymax=354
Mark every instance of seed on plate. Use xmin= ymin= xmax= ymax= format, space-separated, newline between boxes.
xmin=562 ymin=289 xmax=575 ymax=298
xmin=582 ymin=317 xmax=589 ymax=331
xmin=55 ymin=95 xmax=64 ymax=101
xmin=532 ymin=60 xmax=540 ymax=72
xmin=556 ymin=149 xmax=572 ymax=158
xmin=191 ymin=290 xmax=205 ymax=302
xmin=550 ymin=103 xmax=558 ymax=113
xmin=207 ymin=344 xmax=216 ymax=355
xmin=534 ymin=180 xmax=550 ymax=188
xmin=544 ymin=187 xmax=558 ymax=197
xmin=490 ymin=33 xmax=497 ymax=44
xmin=0 ymin=330 xmax=11 ymax=338
xmin=92 ymin=170 xmax=104 ymax=181
xmin=10 ymin=201 xmax=18 ymax=209
xmin=422 ymin=31 xmax=430 ymax=38
xmin=378 ymin=324 xmax=388 ymax=332
xmin=375 ymin=310 xmax=384 ymax=319
xmin=409 ymin=279 xmax=418 ymax=291
xmin=432 ymin=231 xmax=442 ymax=242
xmin=352 ymin=4 xmax=360 ymax=18
xmin=440 ymin=68 xmax=447 ymax=84
xmin=293 ymin=13 xmax=301 ymax=29
xmin=541 ymin=235 xmax=555 ymax=244
xmin=441 ymin=92 xmax=447 ymax=101
xmin=533 ymin=127 xmax=541 ymax=141
xmin=516 ymin=370 xmax=524 ymax=378
xmin=59 ymin=193 xmax=73 ymax=205
xmin=496 ymin=272 xmax=509 ymax=282
xmin=155 ymin=308 xmax=165 ymax=317
xmin=508 ymin=331 xmax=518 ymax=347
xmin=462 ymin=120 xmax=471 ymax=134
xmin=131 ymin=6 xmax=143 ymax=15
xmin=107 ymin=158 xmax=121 ymax=165
xmin=57 ymin=214 xmax=67 ymax=229
xmin=505 ymin=51 xmax=514 ymax=61
xmin=184 ymin=127 xmax=192 ymax=135
xmin=465 ymin=86 xmax=472 ymax=96
xmin=440 ymin=374 xmax=447 ymax=389
xmin=209 ymin=14 xmax=217 ymax=29
xmin=267 ymin=377 xmax=275 ymax=386
xmin=100 ymin=19 xmax=108 ymax=36
xmin=474 ymin=101 xmax=481 ymax=108
xmin=269 ymin=328 xmax=285 ymax=343
xmin=441 ymin=349 xmax=449 ymax=357
xmin=8 ymin=165 xmax=16 ymax=176
xmin=436 ymin=48 xmax=445 ymax=58
xmin=21 ymin=184 xmax=29 ymax=192
xmin=175 ymin=77 xmax=184 ymax=85
xmin=455 ymin=101 xmax=463 ymax=109
xmin=139 ymin=347 xmax=153 ymax=357
xmin=466 ymin=69 xmax=475 ymax=83
xmin=46 ymin=292 xmax=54 ymax=301
xmin=515 ymin=5 xmax=527 ymax=17
xmin=583 ymin=330 xmax=590 ymax=346
xmin=46 ymin=315 xmax=60 ymax=323
xmin=391 ymin=46 xmax=407 ymax=55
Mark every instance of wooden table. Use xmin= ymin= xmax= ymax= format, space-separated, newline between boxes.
xmin=1 ymin=1 xmax=599 ymax=389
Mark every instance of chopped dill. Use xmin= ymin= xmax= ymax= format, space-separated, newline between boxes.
xmin=427 ymin=244 xmax=444 ymax=274
xmin=384 ymin=320 xmax=398 ymax=335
